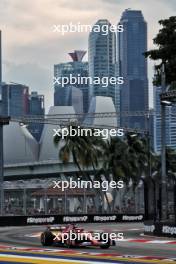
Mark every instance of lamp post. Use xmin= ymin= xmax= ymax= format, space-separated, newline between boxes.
xmin=147 ymin=113 xmax=151 ymax=220
xmin=160 ymin=64 xmax=168 ymax=221
xmin=129 ymin=132 xmax=150 ymax=219
xmin=160 ymin=87 xmax=176 ymax=222
xmin=160 ymin=75 xmax=176 ymax=221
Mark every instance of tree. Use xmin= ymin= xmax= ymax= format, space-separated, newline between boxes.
xmin=54 ymin=125 xmax=109 ymax=212
xmin=54 ymin=125 xmax=101 ymax=173
xmin=125 ymin=133 xmax=160 ymax=219
xmin=102 ymin=134 xmax=150 ymax=213
xmin=102 ymin=137 xmax=131 ymax=212
xmin=125 ymin=134 xmax=148 ymax=185
xmin=144 ymin=16 xmax=176 ymax=87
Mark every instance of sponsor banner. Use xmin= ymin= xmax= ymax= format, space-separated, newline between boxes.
xmin=162 ymin=225 xmax=176 ymax=236
xmin=62 ymin=215 xmax=89 ymax=223
xmin=27 ymin=217 xmax=55 ymax=224
xmin=122 ymin=215 xmax=143 ymax=221
xmin=144 ymin=224 xmax=155 ymax=233
xmin=144 ymin=221 xmax=176 ymax=238
xmin=93 ymin=215 xmax=117 ymax=222
xmin=0 ymin=214 xmax=144 ymax=226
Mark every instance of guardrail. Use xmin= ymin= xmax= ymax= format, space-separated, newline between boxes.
xmin=0 ymin=214 xmax=144 ymax=226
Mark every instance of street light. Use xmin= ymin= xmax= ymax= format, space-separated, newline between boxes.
xmin=160 ymin=76 xmax=176 ymax=222
xmin=161 ymin=100 xmax=172 ymax=106
xmin=128 ymin=127 xmax=151 ymax=220
xmin=160 ymin=63 xmax=168 ymax=221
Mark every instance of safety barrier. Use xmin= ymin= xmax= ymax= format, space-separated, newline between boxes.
xmin=0 ymin=214 xmax=144 ymax=226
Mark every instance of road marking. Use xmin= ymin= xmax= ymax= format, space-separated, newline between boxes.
xmin=0 ymin=245 xmax=176 ymax=263
xmin=0 ymin=254 xmax=117 ymax=264
xmin=0 ymin=252 xmax=174 ymax=264
xmin=116 ymin=239 xmax=176 ymax=244
xmin=145 ymin=240 xmax=174 ymax=244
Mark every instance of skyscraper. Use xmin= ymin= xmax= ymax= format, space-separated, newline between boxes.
xmin=0 ymin=31 xmax=2 ymax=87
xmin=54 ymin=86 xmax=83 ymax=114
xmin=88 ymin=20 xmax=118 ymax=113
xmin=117 ymin=9 xmax=148 ymax=129
xmin=0 ymin=31 xmax=2 ymax=113
xmin=54 ymin=50 xmax=89 ymax=113
xmin=1 ymin=83 xmax=29 ymax=117
xmin=28 ymin=92 xmax=44 ymax=115
xmin=153 ymin=86 xmax=176 ymax=152
xmin=28 ymin=91 xmax=45 ymax=141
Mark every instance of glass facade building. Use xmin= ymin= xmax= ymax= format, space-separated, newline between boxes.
xmin=54 ymin=86 xmax=83 ymax=114
xmin=1 ymin=83 xmax=29 ymax=117
xmin=0 ymin=31 xmax=2 ymax=89
xmin=117 ymin=9 xmax=148 ymax=129
xmin=54 ymin=51 xmax=88 ymax=113
xmin=153 ymin=86 xmax=176 ymax=152
xmin=28 ymin=91 xmax=45 ymax=141
xmin=88 ymin=20 xmax=119 ymax=116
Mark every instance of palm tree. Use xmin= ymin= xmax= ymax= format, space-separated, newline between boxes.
xmin=126 ymin=134 xmax=148 ymax=184
xmin=54 ymin=125 xmax=105 ymax=212
xmin=102 ymin=136 xmax=137 ymax=212
xmin=125 ymin=133 xmax=152 ymax=218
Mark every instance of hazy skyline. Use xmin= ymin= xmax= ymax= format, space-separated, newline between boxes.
xmin=0 ymin=0 xmax=175 ymax=110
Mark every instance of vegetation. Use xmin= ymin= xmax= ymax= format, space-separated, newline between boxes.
xmin=54 ymin=126 xmax=155 ymax=213
xmin=144 ymin=16 xmax=176 ymax=87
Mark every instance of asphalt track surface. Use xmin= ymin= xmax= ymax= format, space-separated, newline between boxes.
xmin=0 ymin=223 xmax=176 ymax=263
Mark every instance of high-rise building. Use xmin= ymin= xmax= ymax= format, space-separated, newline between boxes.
xmin=88 ymin=20 xmax=118 ymax=113
xmin=54 ymin=86 xmax=83 ymax=114
xmin=153 ymin=86 xmax=176 ymax=152
xmin=0 ymin=31 xmax=2 ymax=113
xmin=28 ymin=91 xmax=44 ymax=115
xmin=28 ymin=91 xmax=45 ymax=141
xmin=1 ymin=83 xmax=29 ymax=116
xmin=54 ymin=50 xmax=88 ymax=113
xmin=117 ymin=9 xmax=148 ymax=129
xmin=0 ymin=30 xmax=2 ymax=87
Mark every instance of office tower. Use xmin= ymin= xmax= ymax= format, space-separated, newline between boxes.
xmin=28 ymin=91 xmax=45 ymax=141
xmin=88 ymin=20 xmax=118 ymax=113
xmin=54 ymin=50 xmax=88 ymax=113
xmin=117 ymin=9 xmax=148 ymax=129
xmin=54 ymin=86 xmax=83 ymax=114
xmin=0 ymin=31 xmax=2 ymax=87
xmin=0 ymin=31 xmax=2 ymax=113
xmin=153 ymin=86 xmax=176 ymax=152
xmin=1 ymin=83 xmax=29 ymax=116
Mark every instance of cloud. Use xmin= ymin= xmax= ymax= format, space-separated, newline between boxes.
xmin=0 ymin=0 xmax=175 ymax=110
xmin=160 ymin=0 xmax=176 ymax=10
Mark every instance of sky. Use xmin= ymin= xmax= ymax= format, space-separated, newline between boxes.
xmin=0 ymin=0 xmax=175 ymax=111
